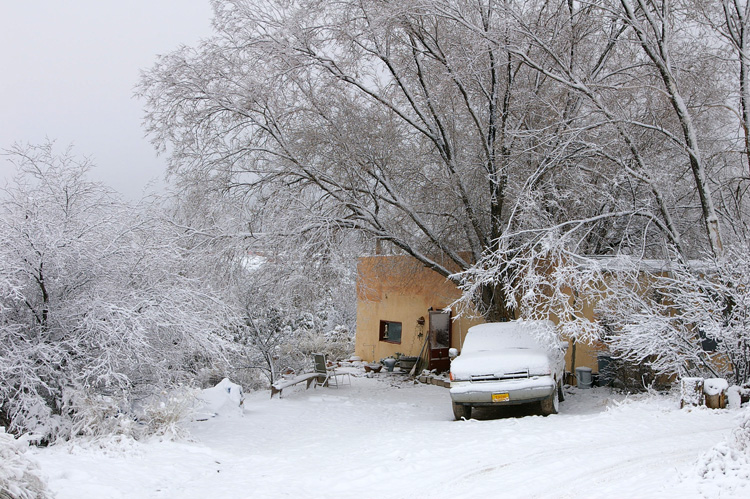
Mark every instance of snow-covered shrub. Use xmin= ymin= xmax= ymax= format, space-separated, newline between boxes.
xmin=598 ymin=249 xmax=750 ymax=384
xmin=0 ymin=428 xmax=52 ymax=499
xmin=0 ymin=387 xmax=61 ymax=445
xmin=60 ymin=388 xmax=136 ymax=440
xmin=0 ymin=143 xmax=236 ymax=441
xmin=695 ymin=409 xmax=750 ymax=496
xmin=278 ymin=323 xmax=354 ymax=379
xmin=57 ymin=386 xmax=202 ymax=441
xmin=142 ymin=386 xmax=201 ymax=438
xmin=600 ymin=355 xmax=667 ymax=392
xmin=295 ymin=325 xmax=354 ymax=363
xmin=236 ymin=303 xmax=354 ymax=385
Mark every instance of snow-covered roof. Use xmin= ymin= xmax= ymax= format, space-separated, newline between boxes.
xmin=577 ymin=255 xmax=712 ymax=273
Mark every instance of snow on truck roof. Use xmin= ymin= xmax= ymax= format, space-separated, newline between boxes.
xmin=462 ymin=320 xmax=555 ymax=353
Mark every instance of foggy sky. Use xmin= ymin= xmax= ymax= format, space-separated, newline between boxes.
xmin=0 ymin=0 xmax=214 ymax=198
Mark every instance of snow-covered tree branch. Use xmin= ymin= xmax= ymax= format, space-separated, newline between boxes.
xmin=0 ymin=143 xmax=237 ymax=440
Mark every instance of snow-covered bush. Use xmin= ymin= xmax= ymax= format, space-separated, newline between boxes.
xmin=60 ymin=388 xmax=136 ymax=440
xmin=0 ymin=428 xmax=52 ymax=499
xmin=234 ymin=298 xmax=355 ymax=386
xmin=272 ymin=321 xmax=353 ymax=380
xmin=695 ymin=409 xmax=750 ymax=496
xmin=598 ymin=249 xmax=750 ymax=383
xmin=142 ymin=386 xmax=201 ymax=438
xmin=0 ymin=143 xmax=236 ymax=441
xmin=294 ymin=325 xmax=354 ymax=364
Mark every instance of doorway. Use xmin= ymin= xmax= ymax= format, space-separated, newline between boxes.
xmin=428 ymin=309 xmax=451 ymax=371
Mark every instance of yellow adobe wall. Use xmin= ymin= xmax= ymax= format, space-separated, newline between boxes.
xmin=354 ymin=255 xmax=483 ymax=362
xmin=566 ymin=338 xmax=601 ymax=377
xmin=545 ymin=289 xmax=605 ymax=377
xmin=354 ymin=255 xmax=603 ymax=376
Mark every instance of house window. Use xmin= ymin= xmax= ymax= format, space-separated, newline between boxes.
xmin=379 ymin=320 xmax=402 ymax=343
xmin=698 ymin=328 xmax=717 ymax=352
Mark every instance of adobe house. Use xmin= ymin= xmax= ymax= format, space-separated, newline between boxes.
xmin=354 ymin=254 xmax=602 ymax=375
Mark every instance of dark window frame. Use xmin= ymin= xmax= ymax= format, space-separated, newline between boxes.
xmin=698 ymin=328 xmax=718 ymax=352
xmin=379 ymin=320 xmax=402 ymax=344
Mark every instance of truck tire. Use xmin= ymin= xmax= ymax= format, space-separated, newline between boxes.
xmin=540 ymin=390 xmax=559 ymax=416
xmin=452 ymin=401 xmax=472 ymax=420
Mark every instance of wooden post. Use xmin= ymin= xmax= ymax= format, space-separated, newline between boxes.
xmin=680 ymin=377 xmax=704 ymax=408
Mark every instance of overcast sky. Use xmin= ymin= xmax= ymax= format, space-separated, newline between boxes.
xmin=0 ymin=1 xmax=214 ymax=198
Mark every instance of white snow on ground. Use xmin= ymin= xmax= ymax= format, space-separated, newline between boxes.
xmin=32 ymin=374 xmax=748 ymax=498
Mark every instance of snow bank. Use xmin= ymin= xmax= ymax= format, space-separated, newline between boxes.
xmin=196 ymin=378 xmax=244 ymax=419
xmin=0 ymin=428 xmax=52 ymax=499
xmin=694 ymin=409 xmax=750 ymax=497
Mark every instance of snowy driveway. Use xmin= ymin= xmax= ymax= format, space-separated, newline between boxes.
xmin=35 ymin=374 xmax=744 ymax=498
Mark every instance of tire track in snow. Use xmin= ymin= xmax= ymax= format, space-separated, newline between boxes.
xmin=445 ymin=416 xmax=733 ymax=498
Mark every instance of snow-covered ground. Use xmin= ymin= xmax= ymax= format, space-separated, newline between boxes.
xmin=32 ymin=373 xmax=748 ymax=498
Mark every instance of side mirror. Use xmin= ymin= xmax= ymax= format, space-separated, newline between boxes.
xmin=449 ymin=348 xmax=459 ymax=359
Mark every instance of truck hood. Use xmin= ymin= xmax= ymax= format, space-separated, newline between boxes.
xmin=450 ymin=348 xmax=552 ymax=380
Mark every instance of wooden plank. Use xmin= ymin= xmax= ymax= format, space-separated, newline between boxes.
xmin=270 ymin=373 xmax=320 ymax=398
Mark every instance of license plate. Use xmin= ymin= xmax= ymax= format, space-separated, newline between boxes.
xmin=492 ymin=393 xmax=509 ymax=402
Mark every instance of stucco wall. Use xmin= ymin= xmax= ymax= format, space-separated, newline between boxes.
xmin=354 ymin=255 xmax=483 ymax=362
xmin=354 ymin=255 xmax=603 ymax=378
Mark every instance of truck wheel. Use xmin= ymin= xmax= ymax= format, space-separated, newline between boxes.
xmin=452 ymin=402 xmax=472 ymax=420
xmin=557 ymin=380 xmax=565 ymax=402
xmin=540 ymin=390 xmax=559 ymax=416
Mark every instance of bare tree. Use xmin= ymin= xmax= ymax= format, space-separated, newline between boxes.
xmin=618 ymin=0 xmax=724 ymax=256
xmin=0 ymin=143 xmax=236 ymax=439
xmin=451 ymin=1 xmax=750 ymax=385
xmin=139 ymin=0 xmax=619 ymax=320
xmin=720 ymin=0 xmax=750 ymax=176
xmin=160 ymin=180 xmax=359 ymax=386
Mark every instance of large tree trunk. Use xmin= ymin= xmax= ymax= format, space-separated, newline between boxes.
xmin=480 ymin=283 xmax=515 ymax=322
